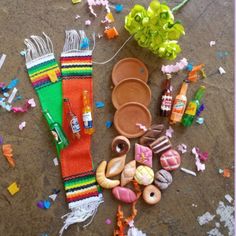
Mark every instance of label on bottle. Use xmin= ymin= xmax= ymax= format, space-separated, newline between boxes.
xmin=172 ymin=99 xmax=186 ymax=114
xmin=161 ymin=95 xmax=172 ymax=111
xmin=83 ymin=112 xmax=93 ymax=129
xmin=185 ymin=101 xmax=197 ymax=116
xmin=51 ymin=128 xmax=62 ymax=144
xmin=70 ymin=116 xmax=80 ymax=133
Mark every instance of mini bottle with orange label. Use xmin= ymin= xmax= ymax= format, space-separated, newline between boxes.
xmin=182 ymin=86 xmax=206 ymax=126
xmin=170 ymin=80 xmax=189 ymax=124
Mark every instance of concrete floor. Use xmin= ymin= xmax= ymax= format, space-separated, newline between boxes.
xmin=0 ymin=0 xmax=234 ymax=236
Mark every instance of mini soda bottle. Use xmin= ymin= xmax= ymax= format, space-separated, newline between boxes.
xmin=82 ymin=90 xmax=95 ymax=135
xmin=170 ymin=80 xmax=189 ymax=124
xmin=160 ymin=74 xmax=173 ymax=117
xmin=43 ymin=110 xmax=69 ymax=150
xmin=63 ymin=98 xmax=81 ymax=139
xmin=182 ymin=86 xmax=206 ymax=127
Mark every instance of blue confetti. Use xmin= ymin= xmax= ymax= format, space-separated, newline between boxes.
xmin=105 ymin=120 xmax=112 ymax=128
xmin=3 ymin=92 xmax=9 ymax=97
xmin=43 ymin=200 xmax=51 ymax=209
xmin=0 ymin=136 xmax=3 ymax=145
xmin=186 ymin=63 xmax=193 ymax=71
xmin=1 ymin=79 xmax=19 ymax=92
xmin=95 ymin=101 xmax=105 ymax=108
xmin=115 ymin=4 xmax=123 ymax=13
xmin=20 ymin=50 xmax=26 ymax=56
xmin=216 ymin=51 xmax=229 ymax=59
xmin=80 ymin=38 xmax=90 ymax=49
xmin=196 ymin=117 xmax=204 ymax=125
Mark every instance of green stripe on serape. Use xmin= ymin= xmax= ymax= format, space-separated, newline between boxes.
xmin=65 ymin=178 xmax=96 ymax=191
xmin=28 ymin=60 xmax=59 ymax=75
xmin=64 ymin=175 xmax=96 ymax=188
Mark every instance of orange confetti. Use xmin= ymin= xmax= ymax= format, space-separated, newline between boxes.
xmin=2 ymin=144 xmax=15 ymax=168
xmin=104 ymin=27 xmax=119 ymax=39
xmin=188 ymin=64 xmax=205 ymax=82
xmin=223 ymin=168 xmax=231 ymax=178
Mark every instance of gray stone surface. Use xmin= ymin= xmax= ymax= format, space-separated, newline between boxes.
xmin=0 ymin=0 xmax=234 ymax=236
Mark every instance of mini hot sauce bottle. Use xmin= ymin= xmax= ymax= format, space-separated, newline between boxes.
xmin=43 ymin=110 xmax=69 ymax=150
xmin=82 ymin=90 xmax=95 ymax=135
xmin=63 ymin=98 xmax=81 ymax=139
xmin=181 ymin=86 xmax=206 ymax=127
xmin=170 ymin=80 xmax=189 ymax=124
xmin=160 ymin=74 xmax=173 ymax=117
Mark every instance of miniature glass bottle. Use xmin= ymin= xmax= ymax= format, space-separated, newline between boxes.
xmin=63 ymin=98 xmax=81 ymax=139
xmin=82 ymin=90 xmax=95 ymax=135
xmin=43 ymin=110 xmax=69 ymax=149
xmin=170 ymin=80 xmax=189 ymax=124
xmin=182 ymin=86 xmax=206 ymax=127
xmin=160 ymin=74 xmax=173 ymax=117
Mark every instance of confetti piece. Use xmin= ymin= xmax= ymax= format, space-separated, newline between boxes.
xmin=180 ymin=167 xmax=197 ymax=176
xmin=161 ymin=58 xmax=188 ymax=74
xmin=13 ymin=95 xmax=22 ymax=102
xmin=37 ymin=200 xmax=45 ymax=209
xmin=95 ymin=101 xmax=105 ymax=108
xmin=0 ymin=54 xmax=6 ymax=70
xmin=196 ymin=117 xmax=204 ymax=124
xmin=2 ymin=144 xmax=15 ymax=168
xmin=209 ymin=41 xmax=216 ymax=47
xmin=19 ymin=121 xmax=26 ymax=130
xmin=49 ymin=194 xmax=57 ymax=201
xmin=105 ymin=12 xmax=114 ymax=22
xmin=85 ymin=20 xmax=91 ymax=26
xmin=28 ymin=98 xmax=36 ymax=107
xmin=218 ymin=67 xmax=226 ymax=75
xmin=195 ymin=157 xmax=206 ymax=172
xmin=7 ymin=87 xmax=18 ymax=104
xmin=224 ymin=194 xmax=233 ymax=204
xmin=7 ymin=182 xmax=20 ymax=196
xmin=177 ymin=144 xmax=187 ymax=154
xmin=115 ymin=4 xmax=123 ymax=13
xmin=20 ymin=50 xmax=26 ymax=56
xmin=223 ymin=168 xmax=230 ymax=178
xmin=105 ymin=120 xmax=112 ymax=128
xmin=136 ymin=123 xmax=147 ymax=132
xmin=1 ymin=78 xmax=19 ymax=93
xmin=216 ymin=51 xmax=229 ymax=59
xmin=197 ymin=212 xmax=215 ymax=225
xmin=215 ymin=222 xmax=220 ymax=228
xmin=218 ymin=169 xmax=224 ymax=174
xmin=104 ymin=27 xmax=119 ymax=39
xmin=192 ymin=147 xmax=208 ymax=161
xmin=75 ymin=14 xmax=80 ymax=19
xmin=3 ymin=93 xmax=9 ymax=97
xmin=0 ymin=136 xmax=3 ymax=145
xmin=72 ymin=0 xmax=81 ymax=3
xmin=165 ymin=126 xmax=174 ymax=138
xmin=186 ymin=63 xmax=193 ymax=71
xmin=192 ymin=204 xmax=198 ymax=207
xmin=105 ymin=218 xmax=112 ymax=225
xmin=53 ymin=157 xmax=59 ymax=166
xmin=97 ymin=34 xmax=103 ymax=39
xmin=52 ymin=189 xmax=60 ymax=194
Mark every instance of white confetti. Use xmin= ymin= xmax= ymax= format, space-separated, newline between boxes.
xmin=180 ymin=167 xmax=197 ymax=176
xmin=197 ymin=212 xmax=215 ymax=225
xmin=215 ymin=222 xmax=220 ymax=228
xmin=218 ymin=67 xmax=226 ymax=75
xmin=75 ymin=14 xmax=80 ymax=19
xmin=209 ymin=41 xmax=216 ymax=47
xmin=49 ymin=194 xmax=57 ymax=201
xmin=218 ymin=169 xmax=224 ymax=174
xmin=177 ymin=144 xmax=187 ymax=153
xmin=207 ymin=228 xmax=223 ymax=236
xmin=53 ymin=157 xmax=59 ymax=166
xmin=28 ymin=98 xmax=36 ymax=107
xmin=195 ymin=156 xmax=206 ymax=172
xmin=224 ymin=194 xmax=233 ymax=204
xmin=7 ymin=87 xmax=18 ymax=104
xmin=85 ymin=20 xmax=91 ymax=26
xmin=165 ymin=126 xmax=174 ymax=138
xmin=19 ymin=121 xmax=26 ymax=130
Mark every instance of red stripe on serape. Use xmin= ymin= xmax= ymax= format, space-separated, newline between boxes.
xmin=61 ymin=56 xmax=92 ymax=61
xmin=64 ymin=170 xmax=95 ymax=181
xmin=66 ymin=192 xmax=98 ymax=203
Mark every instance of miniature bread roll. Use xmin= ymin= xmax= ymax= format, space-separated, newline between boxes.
xmin=112 ymin=186 xmax=137 ymax=204
xmin=96 ymin=161 xmax=120 ymax=189
xmin=160 ymin=149 xmax=181 ymax=171
xmin=112 ymin=136 xmax=130 ymax=156
xmin=143 ymin=185 xmax=161 ymax=205
xmin=134 ymin=165 xmax=154 ymax=186
xmin=135 ymin=143 xmax=153 ymax=167
xmin=154 ymin=169 xmax=173 ymax=190
xmin=106 ymin=155 xmax=126 ymax=178
xmin=121 ymin=160 xmax=136 ymax=186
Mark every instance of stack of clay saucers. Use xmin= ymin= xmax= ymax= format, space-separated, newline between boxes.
xmin=111 ymin=58 xmax=152 ymax=138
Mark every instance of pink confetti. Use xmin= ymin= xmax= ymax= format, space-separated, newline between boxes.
xmin=87 ymin=0 xmax=110 ymax=17
xmin=105 ymin=218 xmax=112 ymax=225
xmin=162 ymin=58 xmax=188 ymax=74
xmin=177 ymin=144 xmax=187 ymax=154
xmin=12 ymin=98 xmax=35 ymax=113
xmin=85 ymin=20 xmax=91 ymax=26
xmin=192 ymin=147 xmax=206 ymax=172
xmin=165 ymin=126 xmax=174 ymax=138
xmin=136 ymin=123 xmax=147 ymax=132
xmin=19 ymin=121 xmax=26 ymax=130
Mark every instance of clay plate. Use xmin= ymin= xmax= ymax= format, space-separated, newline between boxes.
xmin=114 ymin=102 xmax=152 ymax=138
xmin=112 ymin=78 xmax=151 ymax=109
xmin=112 ymin=58 xmax=149 ymax=86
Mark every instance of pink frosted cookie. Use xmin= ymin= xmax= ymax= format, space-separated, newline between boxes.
xmin=160 ymin=149 xmax=181 ymax=171
xmin=112 ymin=186 xmax=137 ymax=204
xmin=135 ymin=143 xmax=153 ymax=168
xmin=134 ymin=165 xmax=154 ymax=186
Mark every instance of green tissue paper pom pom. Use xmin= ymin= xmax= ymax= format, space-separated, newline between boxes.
xmin=124 ymin=0 xmax=185 ymax=60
